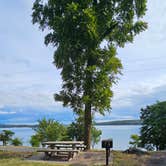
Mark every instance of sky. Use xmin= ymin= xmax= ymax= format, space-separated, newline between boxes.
xmin=0 ymin=0 xmax=166 ymax=124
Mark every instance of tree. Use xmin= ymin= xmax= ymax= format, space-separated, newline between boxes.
xmin=32 ymin=0 xmax=147 ymax=149
xmin=32 ymin=118 xmax=67 ymax=143
xmin=30 ymin=135 xmax=40 ymax=147
xmin=129 ymin=134 xmax=141 ymax=148
xmin=0 ymin=130 xmax=14 ymax=146
xmin=67 ymin=116 xmax=84 ymax=141
xmin=140 ymin=101 xmax=166 ymax=150
xmin=67 ymin=114 xmax=102 ymax=148
xmin=11 ymin=138 xmax=23 ymax=146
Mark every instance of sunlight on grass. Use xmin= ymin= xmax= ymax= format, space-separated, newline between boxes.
xmin=0 ymin=159 xmax=68 ymax=166
xmin=112 ymin=151 xmax=149 ymax=166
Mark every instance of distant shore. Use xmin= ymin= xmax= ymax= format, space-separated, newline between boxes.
xmin=95 ymin=119 xmax=142 ymax=126
xmin=0 ymin=124 xmax=37 ymax=128
xmin=0 ymin=120 xmax=141 ymax=128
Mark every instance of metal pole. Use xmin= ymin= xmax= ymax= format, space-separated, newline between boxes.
xmin=106 ymin=148 xmax=110 ymax=166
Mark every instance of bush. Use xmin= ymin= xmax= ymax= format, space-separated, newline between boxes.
xmin=129 ymin=134 xmax=141 ymax=148
xmin=67 ymin=115 xmax=102 ymax=148
xmin=11 ymin=138 xmax=23 ymax=146
xmin=31 ymin=118 xmax=67 ymax=146
xmin=30 ymin=135 xmax=40 ymax=147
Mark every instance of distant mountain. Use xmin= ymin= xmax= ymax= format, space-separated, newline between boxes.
xmin=95 ymin=119 xmax=141 ymax=125
xmin=0 ymin=124 xmax=37 ymax=128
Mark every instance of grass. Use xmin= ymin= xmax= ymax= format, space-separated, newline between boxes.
xmin=0 ymin=159 xmax=69 ymax=166
xmin=0 ymin=150 xmax=151 ymax=166
xmin=112 ymin=151 xmax=150 ymax=166
xmin=0 ymin=151 xmax=67 ymax=166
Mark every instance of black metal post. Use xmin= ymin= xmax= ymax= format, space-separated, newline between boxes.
xmin=106 ymin=148 xmax=110 ymax=166
xmin=102 ymin=139 xmax=112 ymax=166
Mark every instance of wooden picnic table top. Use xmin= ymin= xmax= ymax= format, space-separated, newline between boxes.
xmin=42 ymin=141 xmax=84 ymax=146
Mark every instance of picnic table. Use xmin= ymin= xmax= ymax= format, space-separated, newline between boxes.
xmin=42 ymin=141 xmax=85 ymax=149
xmin=38 ymin=141 xmax=86 ymax=161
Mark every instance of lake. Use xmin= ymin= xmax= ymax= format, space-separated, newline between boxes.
xmin=0 ymin=125 xmax=141 ymax=150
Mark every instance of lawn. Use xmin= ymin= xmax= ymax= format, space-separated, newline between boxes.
xmin=0 ymin=150 xmax=158 ymax=166
xmin=112 ymin=151 xmax=149 ymax=166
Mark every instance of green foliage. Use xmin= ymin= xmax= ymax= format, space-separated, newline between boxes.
xmin=32 ymin=118 xmax=67 ymax=143
xmin=129 ymin=134 xmax=141 ymax=148
xmin=11 ymin=138 xmax=23 ymax=146
xmin=140 ymin=101 xmax=166 ymax=150
xmin=0 ymin=130 xmax=14 ymax=146
xmin=67 ymin=115 xmax=84 ymax=141
xmin=32 ymin=0 xmax=147 ymax=148
xmin=30 ymin=135 xmax=40 ymax=147
xmin=67 ymin=115 xmax=102 ymax=148
xmin=91 ymin=126 xmax=102 ymax=148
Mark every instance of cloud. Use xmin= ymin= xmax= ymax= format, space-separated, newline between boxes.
xmin=112 ymin=74 xmax=166 ymax=109
xmin=0 ymin=111 xmax=16 ymax=115
xmin=95 ymin=112 xmax=135 ymax=121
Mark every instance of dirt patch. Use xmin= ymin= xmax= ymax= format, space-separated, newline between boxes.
xmin=70 ymin=151 xmax=112 ymax=166
xmin=27 ymin=150 xmax=111 ymax=166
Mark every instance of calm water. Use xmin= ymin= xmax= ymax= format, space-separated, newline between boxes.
xmin=0 ymin=125 xmax=141 ymax=150
xmin=95 ymin=125 xmax=141 ymax=150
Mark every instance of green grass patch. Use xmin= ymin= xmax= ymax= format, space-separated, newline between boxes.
xmin=112 ymin=151 xmax=150 ymax=166
xmin=0 ymin=151 xmax=34 ymax=159
xmin=0 ymin=159 xmax=68 ymax=166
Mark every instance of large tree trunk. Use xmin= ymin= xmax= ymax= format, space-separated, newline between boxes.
xmin=84 ymin=102 xmax=92 ymax=150
xmin=84 ymin=57 xmax=93 ymax=150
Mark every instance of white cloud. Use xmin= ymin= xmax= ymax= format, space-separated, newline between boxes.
xmin=112 ymin=75 xmax=166 ymax=109
xmin=0 ymin=111 xmax=16 ymax=115
xmin=95 ymin=112 xmax=135 ymax=121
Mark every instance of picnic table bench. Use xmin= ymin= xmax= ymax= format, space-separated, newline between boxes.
xmin=37 ymin=148 xmax=79 ymax=160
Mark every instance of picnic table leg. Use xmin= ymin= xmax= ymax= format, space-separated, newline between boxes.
xmin=72 ymin=144 xmax=76 ymax=150
xmin=44 ymin=152 xmax=52 ymax=160
xmin=68 ymin=152 xmax=73 ymax=161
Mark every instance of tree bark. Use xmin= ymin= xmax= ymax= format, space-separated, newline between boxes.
xmin=84 ymin=102 xmax=92 ymax=150
xmin=84 ymin=57 xmax=93 ymax=150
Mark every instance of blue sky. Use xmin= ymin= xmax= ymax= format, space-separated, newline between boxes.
xmin=0 ymin=0 xmax=166 ymax=124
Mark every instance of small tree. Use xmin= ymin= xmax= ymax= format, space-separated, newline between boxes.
xmin=33 ymin=118 xmax=67 ymax=143
xmin=67 ymin=115 xmax=84 ymax=141
xmin=30 ymin=135 xmax=40 ymax=147
xmin=129 ymin=134 xmax=141 ymax=148
xmin=140 ymin=101 xmax=166 ymax=150
xmin=91 ymin=126 xmax=102 ymax=149
xmin=11 ymin=138 xmax=23 ymax=146
xmin=0 ymin=130 xmax=14 ymax=146
xmin=67 ymin=114 xmax=102 ymax=148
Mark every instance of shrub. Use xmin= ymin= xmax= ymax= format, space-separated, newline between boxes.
xmin=11 ymin=138 xmax=23 ymax=146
